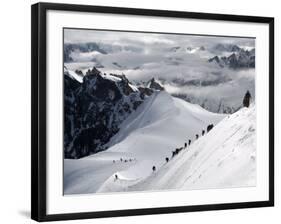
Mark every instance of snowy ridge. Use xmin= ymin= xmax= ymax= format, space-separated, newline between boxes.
xmin=64 ymin=66 xmax=83 ymax=83
xmin=98 ymin=104 xmax=256 ymax=192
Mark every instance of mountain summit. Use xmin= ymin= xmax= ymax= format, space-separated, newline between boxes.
xmin=147 ymin=78 xmax=165 ymax=91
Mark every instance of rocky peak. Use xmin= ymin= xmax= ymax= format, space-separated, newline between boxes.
xmin=64 ymin=67 xmax=154 ymax=159
xmin=208 ymin=48 xmax=255 ymax=69
xmin=85 ymin=66 xmax=101 ymax=78
xmin=147 ymin=78 xmax=165 ymax=91
xmin=208 ymin=55 xmax=220 ymax=64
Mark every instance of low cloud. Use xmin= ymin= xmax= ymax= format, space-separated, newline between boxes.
xmin=64 ymin=28 xmax=255 ymax=112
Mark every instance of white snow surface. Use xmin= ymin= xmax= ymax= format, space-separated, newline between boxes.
xmin=125 ymin=105 xmax=256 ymax=192
xmin=64 ymin=92 xmax=256 ymax=195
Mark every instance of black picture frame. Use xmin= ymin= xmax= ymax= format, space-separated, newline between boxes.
xmin=31 ymin=2 xmax=274 ymax=222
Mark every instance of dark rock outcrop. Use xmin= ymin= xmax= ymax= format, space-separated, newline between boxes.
xmin=147 ymin=78 xmax=165 ymax=91
xmin=64 ymin=67 xmax=153 ymax=159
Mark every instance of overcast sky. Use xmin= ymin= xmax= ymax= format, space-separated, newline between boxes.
xmin=64 ymin=28 xmax=255 ymax=49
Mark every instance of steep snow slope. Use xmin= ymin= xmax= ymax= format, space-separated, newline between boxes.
xmin=64 ymin=91 xmax=225 ymax=194
xmin=98 ymin=104 xmax=256 ymax=193
xmin=106 ymin=91 xmax=224 ymax=156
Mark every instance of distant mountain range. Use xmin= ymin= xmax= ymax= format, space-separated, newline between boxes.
xmin=208 ymin=46 xmax=255 ymax=69
xmin=211 ymin=43 xmax=242 ymax=53
xmin=63 ymin=42 xmax=255 ymax=115
xmin=64 ymin=42 xmax=255 ymax=69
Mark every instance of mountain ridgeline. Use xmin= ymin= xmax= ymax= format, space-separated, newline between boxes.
xmin=64 ymin=67 xmax=162 ymax=159
xmin=208 ymin=47 xmax=255 ymax=69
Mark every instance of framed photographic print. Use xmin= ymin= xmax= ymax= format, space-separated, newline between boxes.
xmin=31 ymin=2 xmax=274 ymax=222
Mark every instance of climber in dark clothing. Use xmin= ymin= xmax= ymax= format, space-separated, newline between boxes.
xmin=172 ymin=151 xmax=176 ymax=157
xmin=207 ymin=124 xmax=214 ymax=132
xmin=243 ymin=90 xmax=251 ymax=108
xmin=202 ymin=130 xmax=205 ymax=136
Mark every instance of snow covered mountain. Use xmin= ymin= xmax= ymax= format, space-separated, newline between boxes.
xmin=208 ymin=48 xmax=255 ymax=69
xmin=64 ymin=91 xmax=225 ymax=194
xmin=96 ymin=104 xmax=256 ymax=193
xmin=64 ymin=67 xmax=156 ymax=159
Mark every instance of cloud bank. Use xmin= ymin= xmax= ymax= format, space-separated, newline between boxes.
xmin=64 ymin=28 xmax=255 ymax=113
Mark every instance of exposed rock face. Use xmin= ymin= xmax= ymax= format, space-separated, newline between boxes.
xmin=64 ymin=67 xmax=153 ymax=159
xmin=64 ymin=68 xmax=81 ymax=155
xmin=138 ymin=87 xmax=154 ymax=99
xmin=208 ymin=56 xmax=221 ymax=64
xmin=147 ymin=78 xmax=165 ymax=91
xmin=75 ymin=69 xmax=83 ymax=77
